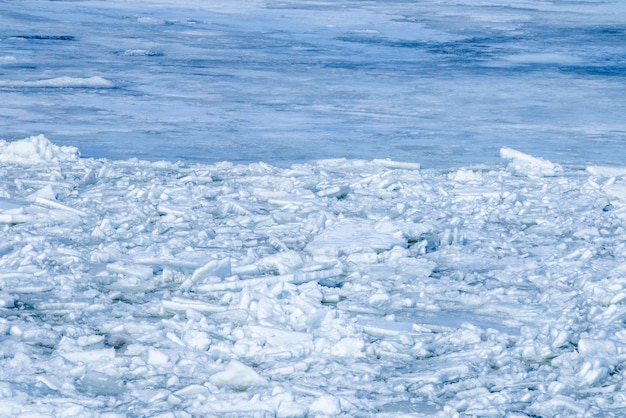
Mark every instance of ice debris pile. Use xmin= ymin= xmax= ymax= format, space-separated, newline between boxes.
xmin=1 ymin=135 xmax=626 ymax=416
xmin=0 ymin=134 xmax=79 ymax=165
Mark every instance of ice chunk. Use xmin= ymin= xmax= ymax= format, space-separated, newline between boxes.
xmin=0 ymin=293 xmax=15 ymax=308
xmin=450 ymin=169 xmax=483 ymax=182
xmin=316 ymin=185 xmax=350 ymax=199
xmin=248 ymin=325 xmax=313 ymax=347
xmin=332 ymin=338 xmax=365 ymax=357
xmin=181 ymin=258 xmax=232 ymax=290
xmin=162 ymin=297 xmax=226 ymax=314
xmin=32 ymin=196 xmax=87 ymax=216
xmin=309 ymin=395 xmax=342 ymax=416
xmin=0 ymin=243 xmax=13 ymax=258
xmin=372 ymin=159 xmax=421 ymax=170
xmin=577 ymin=338 xmax=617 ymax=357
xmin=603 ymin=183 xmax=626 ymax=200
xmin=0 ymin=214 xmax=30 ymax=224
xmin=253 ymin=251 xmax=304 ymax=275
xmin=78 ymin=371 xmax=124 ymax=396
xmin=307 ymin=219 xmax=405 ymax=256
xmin=360 ymin=319 xmax=415 ymax=337
xmin=191 ymin=258 xmax=231 ymax=283
xmin=184 ymin=331 xmax=212 ymax=351
xmin=0 ymin=199 xmax=22 ymax=211
xmin=586 ymin=166 xmax=626 ymax=178
xmin=156 ymin=203 xmax=186 ymax=217
xmin=28 ymin=185 xmax=57 ymax=201
xmin=368 ymin=291 xmax=390 ymax=307
xmin=134 ymin=257 xmax=200 ymax=273
xmin=209 ymin=360 xmax=267 ymax=390
xmin=578 ymin=359 xmax=610 ymax=386
xmin=147 ymin=349 xmax=169 ymax=366
xmin=174 ymin=384 xmax=210 ymax=397
xmin=500 ymin=147 xmax=562 ymax=177
xmin=530 ymin=395 xmax=590 ymax=416
xmin=106 ymin=262 xmax=154 ymax=280
xmin=196 ymin=267 xmax=343 ymax=291
xmin=0 ymin=134 xmax=79 ymax=164
xmin=59 ymin=348 xmax=115 ymax=364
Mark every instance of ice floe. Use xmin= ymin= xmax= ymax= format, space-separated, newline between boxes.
xmin=1 ymin=135 xmax=626 ymax=416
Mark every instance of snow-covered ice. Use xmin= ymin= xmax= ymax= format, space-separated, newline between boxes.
xmin=1 ymin=135 xmax=626 ymax=416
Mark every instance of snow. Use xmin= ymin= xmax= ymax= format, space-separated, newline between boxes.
xmin=0 ymin=134 xmax=625 ymax=415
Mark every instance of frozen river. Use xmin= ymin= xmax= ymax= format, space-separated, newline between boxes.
xmin=2 ymin=1 xmax=626 ymax=417
xmin=1 ymin=0 xmax=625 ymax=167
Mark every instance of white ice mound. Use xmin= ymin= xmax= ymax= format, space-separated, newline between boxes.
xmin=500 ymin=147 xmax=562 ymax=177
xmin=0 ymin=134 xmax=79 ymax=164
xmin=209 ymin=360 xmax=267 ymax=390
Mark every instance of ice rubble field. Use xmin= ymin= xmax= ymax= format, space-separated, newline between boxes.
xmin=0 ymin=136 xmax=626 ymax=416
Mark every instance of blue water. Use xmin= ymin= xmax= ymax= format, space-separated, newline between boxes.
xmin=0 ymin=0 xmax=625 ymax=168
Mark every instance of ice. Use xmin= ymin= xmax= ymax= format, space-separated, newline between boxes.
xmin=0 ymin=76 xmax=114 ymax=89
xmin=307 ymin=219 xmax=406 ymax=257
xmin=0 ymin=136 xmax=623 ymax=414
xmin=0 ymin=199 xmax=21 ymax=211
xmin=147 ymin=349 xmax=169 ymax=366
xmin=0 ymin=214 xmax=30 ymax=224
xmin=502 ymin=53 xmax=582 ymax=65
xmin=161 ymin=297 xmax=226 ymax=314
xmin=500 ymin=147 xmax=563 ymax=177
xmin=1 ymin=0 xmax=624 ymax=168
xmin=0 ymin=0 xmax=625 ymax=414
xmin=0 ymin=135 xmax=79 ymax=164
xmin=309 ymin=395 xmax=342 ymax=416
xmin=209 ymin=360 xmax=268 ymax=391
xmin=181 ymin=258 xmax=232 ymax=290
xmin=78 ymin=371 xmax=124 ymax=397
xmin=32 ymin=197 xmax=87 ymax=217
xmin=58 ymin=346 xmax=116 ymax=365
